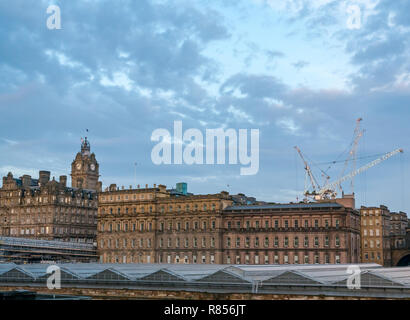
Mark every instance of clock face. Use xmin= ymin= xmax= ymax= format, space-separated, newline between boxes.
xmin=90 ymin=164 xmax=95 ymax=171
xmin=76 ymin=163 xmax=82 ymax=170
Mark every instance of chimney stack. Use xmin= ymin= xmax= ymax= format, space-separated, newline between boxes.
xmin=59 ymin=175 xmax=67 ymax=187
xmin=21 ymin=175 xmax=31 ymax=187
xmin=39 ymin=171 xmax=50 ymax=186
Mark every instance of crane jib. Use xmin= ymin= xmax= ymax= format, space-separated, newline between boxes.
xmin=319 ymin=148 xmax=403 ymax=195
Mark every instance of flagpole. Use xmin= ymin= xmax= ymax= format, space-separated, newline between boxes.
xmin=134 ymin=162 xmax=137 ymax=187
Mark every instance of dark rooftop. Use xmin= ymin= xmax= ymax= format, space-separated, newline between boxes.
xmin=224 ymin=202 xmax=343 ymax=211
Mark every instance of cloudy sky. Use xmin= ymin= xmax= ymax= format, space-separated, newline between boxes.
xmin=1 ymin=0 xmax=409 ymax=213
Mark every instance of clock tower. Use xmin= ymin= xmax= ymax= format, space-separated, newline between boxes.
xmin=71 ymin=137 xmax=99 ymax=191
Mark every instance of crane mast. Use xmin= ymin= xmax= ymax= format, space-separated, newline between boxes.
xmin=294 ymin=146 xmax=320 ymax=196
xmin=338 ymin=117 xmax=364 ymax=193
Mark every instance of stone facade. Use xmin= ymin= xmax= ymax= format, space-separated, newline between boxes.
xmin=97 ymin=186 xmax=232 ymax=264
xmin=0 ymin=138 xmax=99 ymax=243
xmin=390 ymin=212 xmax=408 ymax=249
xmin=360 ymin=206 xmax=392 ymax=266
xmin=222 ymin=203 xmax=360 ymax=265
xmin=97 ymin=188 xmax=361 ymax=265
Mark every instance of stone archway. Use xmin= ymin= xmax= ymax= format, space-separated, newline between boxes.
xmin=391 ymin=249 xmax=410 ymax=266
xmin=397 ymin=254 xmax=410 ymax=266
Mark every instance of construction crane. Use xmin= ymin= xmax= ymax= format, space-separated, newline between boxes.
xmin=338 ymin=117 xmax=364 ymax=194
xmin=294 ymin=146 xmax=320 ymax=198
xmin=316 ymin=148 xmax=404 ymax=200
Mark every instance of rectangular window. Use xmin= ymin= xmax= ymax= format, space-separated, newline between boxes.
xmin=335 ymin=236 xmax=340 ymax=247
xmin=335 ymin=255 xmax=340 ymax=264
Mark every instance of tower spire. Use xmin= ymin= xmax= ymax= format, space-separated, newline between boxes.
xmin=81 ymin=136 xmax=90 ymax=155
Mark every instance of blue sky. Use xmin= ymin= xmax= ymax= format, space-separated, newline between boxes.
xmin=1 ymin=0 xmax=409 ymax=214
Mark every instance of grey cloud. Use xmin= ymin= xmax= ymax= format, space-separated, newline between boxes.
xmin=220 ymin=73 xmax=287 ymax=99
xmin=292 ymin=60 xmax=309 ymax=70
xmin=266 ymin=50 xmax=285 ymax=61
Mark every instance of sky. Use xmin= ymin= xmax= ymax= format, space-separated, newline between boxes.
xmin=0 ymin=0 xmax=409 ymax=214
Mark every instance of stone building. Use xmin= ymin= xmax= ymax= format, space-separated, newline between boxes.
xmin=97 ymin=186 xmax=361 ymax=265
xmin=360 ymin=206 xmax=392 ymax=266
xmin=222 ymin=202 xmax=360 ymax=265
xmin=97 ymin=184 xmax=232 ymax=264
xmin=0 ymin=137 xmax=100 ymax=243
xmin=390 ymin=212 xmax=408 ymax=249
